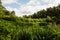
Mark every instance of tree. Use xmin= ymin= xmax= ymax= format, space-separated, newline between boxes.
xmin=0 ymin=0 xmax=2 ymax=8
xmin=11 ymin=11 xmax=15 ymax=15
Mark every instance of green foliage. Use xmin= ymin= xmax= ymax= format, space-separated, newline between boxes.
xmin=0 ymin=0 xmax=2 ymax=8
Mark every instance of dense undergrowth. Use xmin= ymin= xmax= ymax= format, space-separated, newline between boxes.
xmin=0 ymin=0 xmax=60 ymax=40
xmin=0 ymin=18 xmax=60 ymax=40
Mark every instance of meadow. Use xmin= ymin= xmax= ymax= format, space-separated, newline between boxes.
xmin=0 ymin=0 xmax=60 ymax=40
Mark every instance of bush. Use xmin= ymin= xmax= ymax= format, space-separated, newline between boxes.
xmin=39 ymin=22 xmax=47 ymax=26
xmin=12 ymin=31 xmax=31 ymax=40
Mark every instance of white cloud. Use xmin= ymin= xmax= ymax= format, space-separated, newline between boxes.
xmin=17 ymin=0 xmax=60 ymax=16
xmin=2 ymin=0 xmax=17 ymax=4
xmin=2 ymin=0 xmax=60 ymax=16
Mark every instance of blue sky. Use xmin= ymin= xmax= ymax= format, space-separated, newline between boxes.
xmin=2 ymin=0 xmax=60 ymax=16
xmin=17 ymin=0 xmax=30 ymax=4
